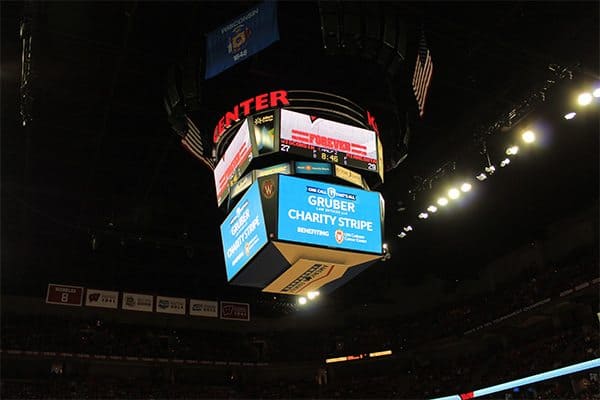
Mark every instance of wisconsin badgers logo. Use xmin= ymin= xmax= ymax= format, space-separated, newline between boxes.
xmin=262 ymin=179 xmax=275 ymax=199
xmin=335 ymin=229 xmax=344 ymax=244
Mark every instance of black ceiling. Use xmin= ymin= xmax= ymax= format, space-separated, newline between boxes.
xmin=1 ymin=2 xmax=598 ymax=313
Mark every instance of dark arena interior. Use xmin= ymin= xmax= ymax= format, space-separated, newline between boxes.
xmin=1 ymin=1 xmax=599 ymax=399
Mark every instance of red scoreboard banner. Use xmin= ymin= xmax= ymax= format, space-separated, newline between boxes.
xmin=46 ymin=284 xmax=84 ymax=306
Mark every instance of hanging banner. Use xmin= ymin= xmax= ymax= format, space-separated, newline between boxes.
xmin=46 ymin=284 xmax=84 ymax=306
xmin=189 ymin=299 xmax=219 ymax=317
xmin=85 ymin=289 xmax=118 ymax=309
xmin=220 ymin=301 xmax=250 ymax=321
xmin=121 ymin=292 xmax=153 ymax=312
xmin=156 ymin=296 xmax=186 ymax=315
xmin=205 ymin=2 xmax=280 ymax=79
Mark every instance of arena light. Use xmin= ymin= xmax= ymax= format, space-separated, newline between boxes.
xmin=564 ymin=112 xmax=576 ymax=120
xmin=460 ymin=182 xmax=472 ymax=192
xmin=298 ymin=296 xmax=307 ymax=305
xmin=521 ymin=130 xmax=536 ymax=143
xmin=484 ymin=165 xmax=495 ymax=174
xmin=505 ymin=145 xmax=519 ymax=155
xmin=418 ymin=212 xmax=429 ymax=219
xmin=437 ymin=197 xmax=449 ymax=206
xmin=325 ymin=356 xmax=347 ymax=364
xmin=307 ymin=291 xmax=320 ymax=300
xmin=476 ymin=173 xmax=487 ymax=181
xmin=397 ymin=232 xmax=407 ymax=238
xmin=369 ymin=350 xmax=392 ymax=358
xmin=500 ymin=158 xmax=511 ymax=167
xmin=403 ymin=225 xmax=413 ymax=232
xmin=593 ymin=88 xmax=600 ymax=98
xmin=448 ymin=188 xmax=460 ymax=200
xmin=427 ymin=205 xmax=438 ymax=213
xmin=577 ymin=92 xmax=593 ymax=106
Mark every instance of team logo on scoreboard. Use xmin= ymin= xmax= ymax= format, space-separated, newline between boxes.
xmin=335 ymin=229 xmax=345 ymax=244
xmin=262 ymin=179 xmax=275 ymax=199
xmin=227 ymin=25 xmax=252 ymax=55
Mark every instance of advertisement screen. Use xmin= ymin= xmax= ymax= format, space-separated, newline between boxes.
xmin=295 ymin=161 xmax=332 ymax=175
xmin=279 ymin=109 xmax=378 ymax=173
xmin=250 ymin=110 xmax=278 ymax=155
xmin=220 ymin=181 xmax=269 ymax=281
xmin=277 ymin=175 xmax=382 ymax=254
xmin=214 ymin=122 xmax=253 ymax=206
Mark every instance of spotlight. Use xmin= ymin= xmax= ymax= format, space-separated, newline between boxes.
xmin=476 ymin=173 xmax=487 ymax=181
xmin=448 ymin=188 xmax=460 ymax=200
xmin=403 ymin=225 xmax=413 ymax=232
xmin=500 ymin=158 xmax=511 ymax=167
xmin=298 ymin=296 xmax=307 ymax=305
xmin=427 ymin=205 xmax=438 ymax=213
xmin=307 ymin=291 xmax=320 ymax=300
xmin=397 ymin=232 xmax=407 ymax=238
xmin=485 ymin=165 xmax=496 ymax=174
xmin=593 ymin=88 xmax=600 ymax=98
xmin=418 ymin=213 xmax=429 ymax=219
xmin=564 ymin=112 xmax=576 ymax=120
xmin=522 ymin=130 xmax=536 ymax=143
xmin=506 ymin=146 xmax=519 ymax=155
xmin=437 ymin=197 xmax=448 ymax=206
xmin=578 ymin=92 xmax=593 ymax=106
xmin=460 ymin=183 xmax=472 ymax=192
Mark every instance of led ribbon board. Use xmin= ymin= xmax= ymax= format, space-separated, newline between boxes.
xmin=220 ymin=181 xmax=268 ymax=281
xmin=213 ymin=121 xmax=253 ymax=206
xmin=277 ymin=175 xmax=383 ymax=254
xmin=279 ymin=109 xmax=379 ymax=174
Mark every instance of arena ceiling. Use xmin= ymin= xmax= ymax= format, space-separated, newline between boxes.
xmin=1 ymin=2 xmax=598 ymax=315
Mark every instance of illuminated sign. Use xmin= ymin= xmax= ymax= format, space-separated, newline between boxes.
xmin=334 ymin=164 xmax=365 ymax=188
xmin=220 ymin=181 xmax=268 ymax=281
xmin=213 ymin=90 xmax=289 ymax=143
xmin=295 ymin=161 xmax=332 ymax=175
xmin=213 ymin=122 xmax=253 ymax=206
xmin=279 ymin=109 xmax=379 ymax=173
xmin=277 ymin=175 xmax=383 ymax=254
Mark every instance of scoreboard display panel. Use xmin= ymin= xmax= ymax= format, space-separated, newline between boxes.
xmin=279 ymin=109 xmax=379 ymax=174
xmin=277 ymin=175 xmax=383 ymax=254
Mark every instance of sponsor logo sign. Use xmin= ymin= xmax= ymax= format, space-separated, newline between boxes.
xmin=85 ymin=289 xmax=118 ymax=309
xmin=121 ymin=292 xmax=153 ymax=312
xmin=214 ymin=122 xmax=253 ymax=206
xmin=277 ymin=175 xmax=383 ymax=254
xmin=220 ymin=301 xmax=250 ymax=321
xmin=280 ymin=109 xmax=378 ymax=173
xmin=46 ymin=284 xmax=84 ymax=306
xmin=220 ymin=181 xmax=269 ymax=281
xmin=334 ymin=164 xmax=364 ymax=188
xmin=296 ymin=161 xmax=332 ymax=175
xmin=189 ymin=299 xmax=219 ymax=317
xmin=155 ymin=296 xmax=186 ymax=315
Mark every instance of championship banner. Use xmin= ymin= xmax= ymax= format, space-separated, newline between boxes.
xmin=46 ymin=284 xmax=84 ymax=306
xmin=220 ymin=301 xmax=250 ymax=321
xmin=189 ymin=299 xmax=219 ymax=317
xmin=205 ymin=1 xmax=279 ymax=79
xmin=121 ymin=292 xmax=153 ymax=312
xmin=156 ymin=296 xmax=186 ymax=315
xmin=85 ymin=289 xmax=118 ymax=309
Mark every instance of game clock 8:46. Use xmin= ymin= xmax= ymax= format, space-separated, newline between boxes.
xmin=317 ymin=150 xmax=343 ymax=164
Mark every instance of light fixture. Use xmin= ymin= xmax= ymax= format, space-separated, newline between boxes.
xmin=564 ymin=112 xmax=576 ymax=120
xmin=437 ymin=197 xmax=449 ymax=206
xmin=476 ymin=173 xmax=487 ymax=181
xmin=460 ymin=182 xmax=472 ymax=192
xmin=403 ymin=225 xmax=413 ymax=232
xmin=307 ymin=291 xmax=320 ymax=300
xmin=485 ymin=165 xmax=496 ymax=174
xmin=506 ymin=145 xmax=519 ymax=155
xmin=593 ymin=88 xmax=600 ymax=98
xmin=578 ymin=92 xmax=593 ymax=106
xmin=397 ymin=232 xmax=407 ymax=238
xmin=427 ymin=205 xmax=438 ymax=213
xmin=522 ymin=130 xmax=536 ymax=143
xmin=448 ymin=188 xmax=460 ymax=200
xmin=500 ymin=158 xmax=511 ymax=167
xmin=418 ymin=213 xmax=429 ymax=219
xmin=298 ymin=296 xmax=307 ymax=305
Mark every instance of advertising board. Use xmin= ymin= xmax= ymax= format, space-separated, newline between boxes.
xmin=220 ymin=180 xmax=269 ymax=280
xmin=279 ymin=109 xmax=378 ymax=173
xmin=156 ymin=296 xmax=186 ymax=315
xmin=220 ymin=301 xmax=250 ymax=321
xmin=121 ymin=292 xmax=153 ymax=312
xmin=46 ymin=284 xmax=84 ymax=306
xmin=85 ymin=289 xmax=118 ymax=309
xmin=189 ymin=299 xmax=219 ymax=317
xmin=277 ymin=175 xmax=382 ymax=254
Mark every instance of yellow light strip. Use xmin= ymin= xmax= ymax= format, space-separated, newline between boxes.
xmin=369 ymin=350 xmax=392 ymax=358
xmin=325 ymin=356 xmax=347 ymax=364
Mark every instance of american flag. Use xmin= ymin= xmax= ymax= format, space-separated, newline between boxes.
xmin=412 ymin=31 xmax=433 ymax=117
xmin=181 ymin=116 xmax=215 ymax=170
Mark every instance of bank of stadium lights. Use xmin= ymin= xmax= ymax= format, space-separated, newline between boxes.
xmin=418 ymin=212 xmax=429 ymax=219
xmin=448 ymin=188 xmax=460 ymax=200
xmin=460 ymin=182 xmax=472 ymax=192
xmin=564 ymin=112 xmax=577 ymax=120
xmin=500 ymin=158 xmax=511 ymax=168
xmin=593 ymin=88 xmax=600 ymax=98
xmin=298 ymin=291 xmax=321 ymax=306
xmin=298 ymin=296 xmax=307 ymax=305
xmin=476 ymin=173 xmax=487 ymax=181
xmin=397 ymin=232 xmax=407 ymax=238
xmin=506 ymin=145 xmax=519 ymax=156
xmin=437 ymin=197 xmax=449 ymax=207
xmin=403 ymin=225 xmax=413 ymax=232
xmin=522 ymin=130 xmax=536 ymax=143
xmin=427 ymin=205 xmax=438 ymax=213
xmin=577 ymin=92 xmax=593 ymax=106
xmin=307 ymin=291 xmax=320 ymax=300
